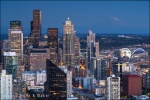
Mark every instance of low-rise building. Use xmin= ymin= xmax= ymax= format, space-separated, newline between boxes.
xmin=22 ymin=70 xmax=46 ymax=86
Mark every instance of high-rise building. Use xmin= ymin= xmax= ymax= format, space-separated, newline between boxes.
xmin=47 ymin=28 xmax=58 ymax=52
xmin=28 ymin=10 xmax=42 ymax=46
xmin=95 ymin=42 xmax=99 ymax=58
xmin=47 ymin=28 xmax=58 ymax=65
xmin=74 ymin=36 xmax=80 ymax=65
xmin=107 ymin=74 xmax=120 ymax=99
xmin=8 ymin=28 xmax=23 ymax=65
xmin=63 ymin=18 xmax=75 ymax=67
xmin=91 ymin=57 xmax=102 ymax=80
xmin=2 ymin=52 xmax=18 ymax=79
xmin=44 ymin=59 xmax=67 ymax=100
xmin=95 ymin=58 xmax=101 ymax=80
xmin=10 ymin=20 xmax=22 ymax=29
xmin=58 ymin=48 xmax=63 ymax=66
xmin=0 ymin=70 xmax=12 ymax=99
xmin=91 ymin=57 xmax=96 ymax=77
xmin=143 ymin=69 xmax=150 ymax=89
xmin=29 ymin=46 xmax=50 ymax=71
xmin=122 ymin=74 xmax=142 ymax=97
xmin=58 ymin=66 xmax=73 ymax=97
xmin=87 ymin=30 xmax=96 ymax=76
xmin=101 ymin=59 xmax=106 ymax=80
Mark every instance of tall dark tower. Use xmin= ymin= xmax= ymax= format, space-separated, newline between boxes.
xmin=33 ymin=9 xmax=42 ymax=45
xmin=28 ymin=10 xmax=42 ymax=46
xmin=47 ymin=28 xmax=58 ymax=65
xmin=44 ymin=59 xmax=67 ymax=100
xmin=30 ymin=20 xmax=33 ymax=32
xmin=47 ymin=28 xmax=58 ymax=53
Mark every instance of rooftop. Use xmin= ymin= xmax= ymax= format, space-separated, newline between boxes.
xmin=3 ymin=52 xmax=17 ymax=56
xmin=123 ymin=74 xmax=141 ymax=77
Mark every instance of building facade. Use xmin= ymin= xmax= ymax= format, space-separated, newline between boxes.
xmin=95 ymin=42 xmax=99 ymax=58
xmin=2 ymin=39 xmax=11 ymax=52
xmin=8 ymin=28 xmax=23 ymax=65
xmin=58 ymin=48 xmax=63 ymax=66
xmin=44 ymin=59 xmax=67 ymax=100
xmin=107 ymin=74 xmax=120 ymax=99
xmin=3 ymin=52 xmax=18 ymax=79
xmin=10 ymin=20 xmax=22 ymax=29
xmin=58 ymin=66 xmax=73 ymax=97
xmin=28 ymin=10 xmax=42 ymax=46
xmin=122 ymin=74 xmax=142 ymax=97
xmin=47 ymin=28 xmax=58 ymax=65
xmin=87 ymin=30 xmax=96 ymax=76
xmin=29 ymin=46 xmax=50 ymax=71
xmin=63 ymin=18 xmax=75 ymax=67
xmin=143 ymin=69 xmax=150 ymax=89
xmin=22 ymin=70 xmax=46 ymax=86
xmin=74 ymin=35 xmax=80 ymax=65
xmin=0 ymin=70 xmax=12 ymax=99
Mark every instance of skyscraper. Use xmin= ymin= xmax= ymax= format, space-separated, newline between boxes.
xmin=74 ymin=35 xmax=80 ymax=65
xmin=47 ymin=28 xmax=58 ymax=65
xmin=95 ymin=58 xmax=101 ymax=80
xmin=44 ymin=59 xmax=67 ymax=100
xmin=58 ymin=66 xmax=73 ymax=97
xmin=28 ymin=10 xmax=42 ymax=46
xmin=107 ymin=74 xmax=120 ymax=99
xmin=122 ymin=75 xmax=142 ymax=97
xmin=3 ymin=52 xmax=18 ymax=79
xmin=87 ymin=30 xmax=96 ymax=76
xmin=8 ymin=21 xmax=23 ymax=65
xmin=0 ymin=70 xmax=12 ymax=99
xmin=63 ymin=18 xmax=75 ymax=67
xmin=95 ymin=42 xmax=99 ymax=58
xmin=58 ymin=48 xmax=63 ymax=66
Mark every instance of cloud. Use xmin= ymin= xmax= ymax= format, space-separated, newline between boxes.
xmin=109 ymin=16 xmax=125 ymax=25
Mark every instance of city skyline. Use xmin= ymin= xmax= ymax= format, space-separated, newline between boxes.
xmin=1 ymin=1 xmax=149 ymax=35
xmin=0 ymin=1 xmax=150 ymax=99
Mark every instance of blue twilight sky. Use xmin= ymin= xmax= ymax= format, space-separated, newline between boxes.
xmin=1 ymin=1 xmax=149 ymax=36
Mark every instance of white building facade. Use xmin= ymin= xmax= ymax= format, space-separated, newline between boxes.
xmin=22 ymin=70 xmax=46 ymax=86
xmin=59 ymin=66 xmax=73 ymax=97
xmin=63 ymin=18 xmax=75 ymax=67
xmin=35 ymin=70 xmax=47 ymax=85
xmin=107 ymin=74 xmax=120 ymax=99
xmin=0 ymin=70 xmax=12 ymax=99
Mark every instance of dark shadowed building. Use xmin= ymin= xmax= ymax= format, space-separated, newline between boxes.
xmin=47 ymin=28 xmax=58 ymax=65
xmin=44 ymin=59 xmax=67 ymax=100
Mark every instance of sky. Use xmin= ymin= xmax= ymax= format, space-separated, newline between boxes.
xmin=1 ymin=1 xmax=149 ymax=36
